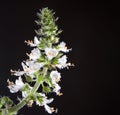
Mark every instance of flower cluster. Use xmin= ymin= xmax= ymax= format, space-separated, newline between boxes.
xmin=0 ymin=8 xmax=73 ymax=115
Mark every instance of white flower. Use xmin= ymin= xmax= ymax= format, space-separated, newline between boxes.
xmin=10 ymin=69 xmax=25 ymax=77
xmin=8 ymin=77 xmax=25 ymax=93
xmin=36 ymin=93 xmax=47 ymax=106
xmin=56 ymin=55 xmax=67 ymax=69
xmin=36 ymin=95 xmax=55 ymax=114
xmin=25 ymin=36 xmax=40 ymax=47
xmin=45 ymin=48 xmax=59 ymax=60
xmin=33 ymin=36 xmax=40 ymax=46
xmin=11 ymin=61 xmax=44 ymax=78
xmin=53 ymin=83 xmax=61 ymax=94
xmin=50 ymin=71 xmax=61 ymax=83
xmin=25 ymin=61 xmax=44 ymax=73
xmin=39 ymin=93 xmax=46 ymax=97
xmin=43 ymin=98 xmax=54 ymax=114
xmin=58 ymin=42 xmax=71 ymax=52
xmin=50 ymin=71 xmax=62 ymax=95
xmin=43 ymin=98 xmax=53 ymax=105
xmin=22 ymin=61 xmax=44 ymax=78
xmin=44 ymin=104 xmax=54 ymax=114
xmin=28 ymin=48 xmax=41 ymax=61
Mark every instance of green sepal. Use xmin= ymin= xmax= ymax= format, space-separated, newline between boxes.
xmin=37 ymin=97 xmax=43 ymax=104
xmin=36 ymin=93 xmax=45 ymax=105
xmin=39 ymin=41 xmax=46 ymax=49
xmin=42 ymin=84 xmax=51 ymax=93
xmin=0 ymin=96 xmax=13 ymax=109
xmin=51 ymin=53 xmax=63 ymax=65
xmin=52 ymin=58 xmax=58 ymax=65
xmin=37 ymin=54 xmax=46 ymax=62
xmin=20 ymin=83 xmax=31 ymax=92
xmin=44 ymin=77 xmax=54 ymax=88
xmin=25 ymin=75 xmax=34 ymax=83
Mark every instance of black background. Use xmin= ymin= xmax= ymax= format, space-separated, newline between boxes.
xmin=0 ymin=0 xmax=119 ymax=115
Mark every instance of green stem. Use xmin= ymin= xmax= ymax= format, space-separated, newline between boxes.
xmin=8 ymin=67 xmax=48 ymax=114
xmin=31 ymin=77 xmax=42 ymax=94
xmin=31 ymin=67 xmax=48 ymax=94
xmin=8 ymin=98 xmax=26 ymax=113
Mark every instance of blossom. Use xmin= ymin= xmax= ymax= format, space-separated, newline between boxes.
xmin=36 ymin=94 xmax=55 ymax=114
xmin=36 ymin=93 xmax=46 ymax=106
xmin=56 ymin=55 xmax=67 ymax=69
xmin=7 ymin=77 xmax=25 ymax=93
xmin=10 ymin=69 xmax=25 ymax=77
xmin=50 ymin=71 xmax=61 ymax=83
xmin=53 ymin=83 xmax=61 ymax=92
xmin=53 ymin=83 xmax=61 ymax=95
xmin=21 ymin=61 xmax=44 ymax=78
xmin=11 ymin=61 xmax=44 ymax=78
xmin=45 ymin=48 xmax=59 ymax=60
xmin=25 ymin=36 xmax=40 ymax=47
xmin=49 ymin=71 xmax=62 ymax=95
xmin=42 ymin=98 xmax=55 ymax=114
xmin=44 ymin=104 xmax=55 ymax=114
xmin=33 ymin=36 xmax=40 ymax=46
xmin=27 ymin=48 xmax=41 ymax=61
xmin=58 ymin=42 xmax=71 ymax=52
